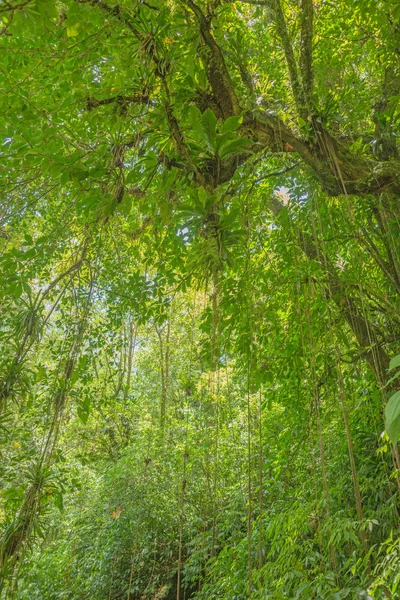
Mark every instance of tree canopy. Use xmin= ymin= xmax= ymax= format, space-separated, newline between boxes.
xmin=1 ymin=0 xmax=400 ymax=598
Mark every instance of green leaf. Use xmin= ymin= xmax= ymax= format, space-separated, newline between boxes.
xmin=385 ymin=391 xmax=400 ymax=444
xmin=119 ymin=192 xmax=132 ymax=216
xmin=201 ymin=109 xmax=217 ymax=150
xmin=9 ymin=282 xmax=23 ymax=300
xmin=67 ymin=23 xmax=81 ymax=37
xmin=54 ymin=491 xmax=64 ymax=511
xmin=197 ymin=186 xmax=208 ymax=207
xmin=188 ymin=105 xmax=203 ymax=129
xmin=77 ymin=396 xmax=90 ymax=425
xmin=219 ymin=137 xmax=253 ymax=159
xmin=220 ymin=115 xmax=242 ymax=134
xmin=187 ymin=105 xmax=205 ymax=142
xmin=389 ymin=354 xmax=400 ymax=371
xmin=125 ymin=170 xmax=138 ymax=184
xmin=76 ymin=194 xmax=100 ymax=216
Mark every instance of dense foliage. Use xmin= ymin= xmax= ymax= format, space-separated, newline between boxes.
xmin=1 ymin=0 xmax=400 ymax=598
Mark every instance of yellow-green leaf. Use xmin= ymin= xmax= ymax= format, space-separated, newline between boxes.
xmin=67 ymin=23 xmax=80 ymax=37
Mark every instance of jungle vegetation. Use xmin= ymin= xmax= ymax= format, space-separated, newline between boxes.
xmin=1 ymin=0 xmax=400 ymax=598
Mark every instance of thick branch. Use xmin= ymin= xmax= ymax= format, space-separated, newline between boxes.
xmin=183 ymin=0 xmax=241 ymax=118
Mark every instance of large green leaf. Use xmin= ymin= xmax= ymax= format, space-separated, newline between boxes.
xmin=219 ymin=137 xmax=253 ymax=159
xmin=220 ymin=115 xmax=242 ymax=134
xmin=385 ymin=391 xmax=400 ymax=444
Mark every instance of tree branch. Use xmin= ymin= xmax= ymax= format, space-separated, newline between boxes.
xmin=300 ymin=0 xmax=313 ymax=106
xmin=266 ymin=0 xmax=307 ymax=118
xmin=182 ymin=0 xmax=241 ymax=118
